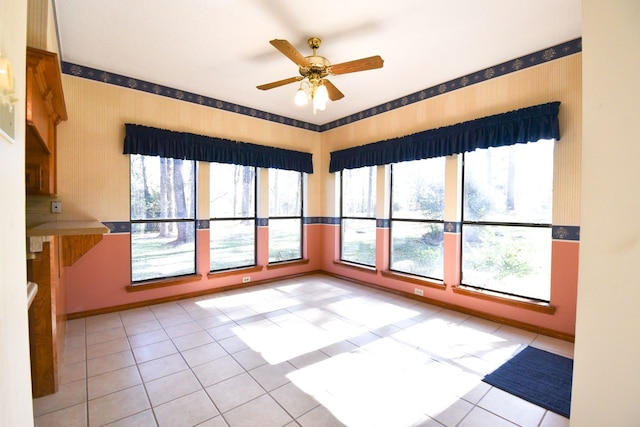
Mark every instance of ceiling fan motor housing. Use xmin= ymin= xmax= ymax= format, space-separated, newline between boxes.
xmin=300 ymin=56 xmax=330 ymax=80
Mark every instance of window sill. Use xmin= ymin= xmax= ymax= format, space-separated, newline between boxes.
xmin=208 ymin=265 xmax=263 ymax=279
xmin=267 ymin=259 xmax=309 ymax=270
xmin=126 ymin=274 xmax=203 ymax=292
xmin=452 ymin=285 xmax=556 ymax=314
xmin=380 ymin=270 xmax=446 ymax=290
xmin=332 ymin=260 xmax=378 ymax=274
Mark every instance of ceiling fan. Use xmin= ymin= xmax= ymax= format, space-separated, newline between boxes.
xmin=257 ymin=37 xmax=384 ymax=113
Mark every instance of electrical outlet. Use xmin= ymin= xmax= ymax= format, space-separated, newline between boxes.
xmin=51 ymin=201 xmax=62 ymax=213
xmin=242 ymin=277 xmax=251 ymax=283
xmin=414 ymin=288 xmax=424 ymax=297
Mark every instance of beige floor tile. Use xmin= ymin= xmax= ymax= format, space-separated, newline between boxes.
xmin=65 ymin=334 xmax=86 ymax=350
xmin=248 ymin=361 xmax=295 ymax=391
xmin=104 ymin=409 xmax=157 ymax=426
xmin=192 ymin=355 xmax=245 ymax=387
xmin=59 ymin=360 xmax=86 ymax=384
xmin=539 ymin=410 xmax=570 ymax=427
xmin=195 ymin=416 xmax=230 ymax=427
xmin=158 ymin=312 xmax=193 ymax=328
xmin=164 ymin=320 xmax=204 ymax=339
xmin=294 ymin=404 xmax=346 ymax=427
xmin=33 ymin=379 xmax=87 ymax=417
xmin=88 ymin=384 xmax=150 ymax=426
xmin=230 ymin=347 xmax=268 ymax=371
xmin=477 ymin=387 xmax=545 ymax=427
xmin=87 ymin=337 xmax=130 ymax=360
xmin=119 ymin=307 xmax=156 ymax=326
xmin=124 ymin=319 xmax=163 ymax=336
xmin=88 ymin=365 xmax=142 ymax=400
xmin=223 ymin=394 xmax=293 ymax=427
xmin=217 ymin=335 xmax=249 ymax=354
xmin=530 ymin=335 xmax=575 ymax=359
xmin=181 ymin=341 xmax=228 ymax=368
xmin=87 ymin=349 xmax=136 ymax=377
xmin=138 ymin=352 xmax=189 ymax=382
xmin=205 ymin=372 xmax=265 ymax=413
xmin=430 ymin=397 xmax=474 ymax=427
xmin=270 ymin=382 xmax=320 ymax=419
xmin=86 ymin=326 xmax=127 ymax=346
xmin=62 ymin=345 xmax=87 ymax=365
xmin=206 ymin=322 xmax=237 ymax=340
xmin=153 ymin=390 xmax=218 ymax=427
xmin=33 ymin=402 xmax=87 ymax=427
xmin=85 ymin=313 xmax=123 ymax=333
xmin=149 ymin=302 xmax=187 ymax=319
xmin=131 ymin=339 xmax=177 ymax=363
xmin=458 ymin=406 xmax=517 ymax=427
xmin=145 ymin=369 xmax=203 ymax=407
xmin=128 ymin=328 xmax=170 ymax=348
xmin=172 ymin=330 xmax=214 ymax=351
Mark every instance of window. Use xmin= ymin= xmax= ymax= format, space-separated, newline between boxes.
xmin=130 ymin=155 xmax=196 ymax=282
xmin=268 ymin=169 xmax=303 ymax=263
xmin=390 ymin=157 xmax=445 ymax=279
xmin=341 ymin=166 xmax=376 ymax=266
xmin=209 ymin=163 xmax=256 ymax=271
xmin=461 ymin=140 xmax=554 ymax=301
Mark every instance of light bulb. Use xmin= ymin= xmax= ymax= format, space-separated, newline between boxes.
xmin=294 ymin=87 xmax=308 ymax=106
xmin=314 ymin=83 xmax=328 ymax=111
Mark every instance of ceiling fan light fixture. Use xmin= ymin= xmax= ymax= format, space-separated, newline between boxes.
xmin=294 ymin=84 xmax=308 ymax=106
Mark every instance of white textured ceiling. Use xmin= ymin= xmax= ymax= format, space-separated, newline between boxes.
xmin=53 ymin=0 xmax=581 ymax=126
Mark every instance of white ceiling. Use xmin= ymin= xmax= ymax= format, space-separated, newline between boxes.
xmin=52 ymin=0 xmax=581 ymax=126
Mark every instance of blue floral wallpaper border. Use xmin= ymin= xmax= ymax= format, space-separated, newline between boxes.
xmin=104 ymin=220 xmax=580 ymax=241
xmin=61 ymin=38 xmax=581 ymax=133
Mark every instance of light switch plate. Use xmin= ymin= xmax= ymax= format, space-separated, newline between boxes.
xmin=51 ymin=201 xmax=62 ymax=213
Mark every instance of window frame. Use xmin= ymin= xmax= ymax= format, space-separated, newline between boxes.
xmin=209 ymin=163 xmax=258 ymax=272
xmin=340 ymin=166 xmax=377 ymax=267
xmin=268 ymin=169 xmax=304 ymax=264
xmin=460 ymin=141 xmax=554 ymax=302
xmin=389 ymin=158 xmax=446 ymax=280
xmin=129 ymin=155 xmax=198 ymax=284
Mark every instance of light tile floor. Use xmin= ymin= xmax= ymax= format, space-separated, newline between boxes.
xmin=33 ymin=274 xmax=574 ymax=427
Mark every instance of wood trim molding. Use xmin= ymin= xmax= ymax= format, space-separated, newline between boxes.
xmin=207 ymin=265 xmax=264 ymax=279
xmin=332 ymin=260 xmax=378 ymax=274
xmin=380 ymin=270 xmax=446 ymax=291
xmin=451 ymin=285 xmax=556 ymax=315
xmin=266 ymin=259 xmax=309 ymax=270
xmin=126 ymin=274 xmax=203 ymax=292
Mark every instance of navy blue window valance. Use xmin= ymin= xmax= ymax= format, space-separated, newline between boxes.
xmin=329 ymin=102 xmax=560 ymax=173
xmin=124 ymin=124 xmax=313 ymax=173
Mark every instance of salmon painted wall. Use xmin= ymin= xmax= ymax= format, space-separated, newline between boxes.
xmin=46 ymin=47 xmax=581 ymax=338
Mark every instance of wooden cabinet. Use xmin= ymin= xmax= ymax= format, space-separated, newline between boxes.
xmin=25 ymin=47 xmax=67 ymax=196
xmin=27 ymin=222 xmax=109 ymax=397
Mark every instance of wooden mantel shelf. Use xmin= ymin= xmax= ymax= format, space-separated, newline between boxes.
xmin=28 ymin=221 xmax=109 ymax=266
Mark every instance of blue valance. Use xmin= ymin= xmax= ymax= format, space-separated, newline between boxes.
xmin=124 ymin=124 xmax=313 ymax=173
xmin=329 ymin=102 xmax=560 ymax=172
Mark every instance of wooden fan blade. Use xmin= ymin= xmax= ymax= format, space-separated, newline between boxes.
xmin=324 ymin=80 xmax=344 ymax=101
xmin=270 ymin=39 xmax=310 ymax=67
xmin=257 ymin=76 xmax=303 ymax=91
xmin=330 ymin=55 xmax=384 ymax=75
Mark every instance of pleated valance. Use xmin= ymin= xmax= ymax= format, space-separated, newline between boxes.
xmin=329 ymin=102 xmax=560 ymax=172
xmin=124 ymin=124 xmax=313 ymax=173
